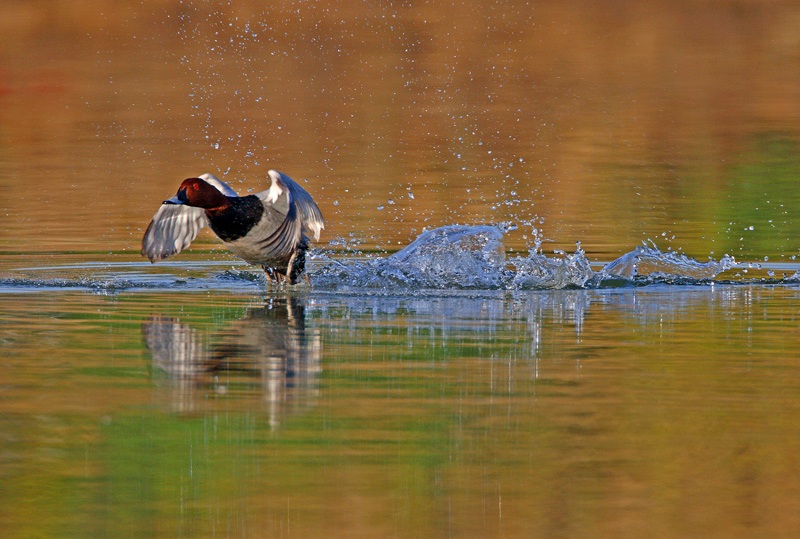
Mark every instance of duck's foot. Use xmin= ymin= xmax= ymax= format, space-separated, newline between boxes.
xmin=263 ymin=267 xmax=287 ymax=284
xmin=262 ymin=247 xmax=308 ymax=286
xmin=286 ymin=248 xmax=307 ymax=285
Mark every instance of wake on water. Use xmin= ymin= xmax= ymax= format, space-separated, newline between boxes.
xmin=2 ymin=224 xmax=798 ymax=293
xmin=311 ymin=225 xmax=743 ymax=291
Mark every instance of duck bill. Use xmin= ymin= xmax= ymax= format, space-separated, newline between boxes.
xmin=163 ymin=195 xmax=184 ymax=205
xmin=163 ymin=188 xmax=188 ymax=205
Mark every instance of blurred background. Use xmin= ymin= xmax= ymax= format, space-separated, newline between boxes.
xmin=3 ymin=4 xmax=800 ymax=538
xmin=1 ymin=0 xmax=799 ymax=261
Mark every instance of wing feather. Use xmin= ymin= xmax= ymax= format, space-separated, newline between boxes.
xmin=266 ymin=170 xmax=325 ymax=241
xmin=141 ymin=204 xmax=208 ymax=262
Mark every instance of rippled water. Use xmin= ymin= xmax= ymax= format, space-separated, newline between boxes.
xmin=4 ymin=224 xmax=798 ymax=295
xmin=3 ymin=282 xmax=800 ymax=537
xmin=4 ymin=226 xmax=800 ymax=537
xmin=3 ymin=1 xmax=800 ymax=537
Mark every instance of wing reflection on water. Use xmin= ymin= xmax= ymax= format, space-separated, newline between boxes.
xmin=140 ymin=286 xmax=756 ymax=427
xmin=142 ymin=296 xmax=321 ymax=426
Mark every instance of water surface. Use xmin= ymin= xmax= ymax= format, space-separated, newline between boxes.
xmin=2 ymin=1 xmax=800 ymax=537
xmin=3 ymin=283 xmax=800 ymax=537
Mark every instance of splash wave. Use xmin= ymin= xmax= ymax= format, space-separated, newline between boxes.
xmin=312 ymin=225 xmax=740 ymax=291
xmin=313 ymin=226 xmax=512 ymax=290
xmin=3 ymin=225 xmax=796 ymax=293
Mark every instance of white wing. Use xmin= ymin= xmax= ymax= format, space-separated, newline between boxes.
xmin=141 ymin=174 xmax=238 ymax=262
xmin=266 ymin=169 xmax=325 ymax=240
xmin=141 ymin=203 xmax=208 ymax=262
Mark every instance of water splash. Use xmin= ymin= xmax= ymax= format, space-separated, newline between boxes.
xmin=599 ymin=242 xmax=736 ymax=284
xmin=510 ymin=246 xmax=595 ymax=290
xmin=313 ymin=225 xmax=594 ymax=291
xmin=2 ymin=225 xmax=794 ymax=294
xmin=313 ymin=225 xmax=512 ymax=290
xmin=313 ymin=225 xmax=745 ymax=291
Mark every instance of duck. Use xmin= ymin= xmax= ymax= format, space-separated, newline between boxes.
xmin=142 ymin=170 xmax=324 ymax=284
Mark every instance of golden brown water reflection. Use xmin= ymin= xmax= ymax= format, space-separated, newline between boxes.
xmin=1 ymin=0 xmax=799 ymax=259
xmin=2 ymin=1 xmax=800 ymax=537
xmin=2 ymin=288 xmax=800 ymax=538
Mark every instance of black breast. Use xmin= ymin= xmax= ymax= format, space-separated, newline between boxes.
xmin=207 ymin=195 xmax=265 ymax=242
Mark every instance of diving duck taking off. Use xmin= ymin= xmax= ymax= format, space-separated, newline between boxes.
xmin=142 ymin=170 xmax=324 ymax=284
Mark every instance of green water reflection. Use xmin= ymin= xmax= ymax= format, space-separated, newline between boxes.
xmin=2 ymin=288 xmax=800 ymax=537
xmin=718 ymin=135 xmax=800 ymax=259
xmin=2 ymin=1 xmax=800 ymax=536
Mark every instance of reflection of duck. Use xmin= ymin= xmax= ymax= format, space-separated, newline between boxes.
xmin=142 ymin=295 xmax=321 ymax=427
xmin=141 ymin=171 xmax=324 ymax=284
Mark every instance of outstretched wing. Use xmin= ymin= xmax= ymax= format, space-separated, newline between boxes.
xmin=141 ymin=173 xmax=238 ymax=262
xmin=141 ymin=204 xmax=208 ymax=262
xmin=265 ymin=169 xmax=325 ymax=240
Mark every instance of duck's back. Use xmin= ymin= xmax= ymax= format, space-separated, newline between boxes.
xmin=217 ymin=189 xmax=303 ymax=266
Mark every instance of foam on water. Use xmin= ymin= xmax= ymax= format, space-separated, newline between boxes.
xmin=1 ymin=225 xmax=798 ymax=293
